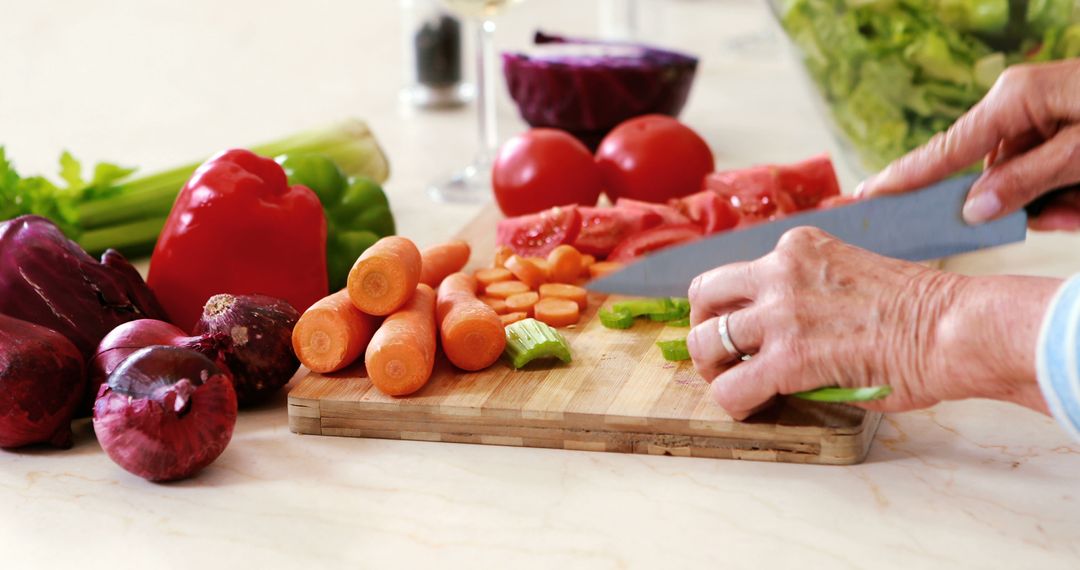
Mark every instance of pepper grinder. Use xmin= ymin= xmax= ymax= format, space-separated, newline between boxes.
xmin=400 ymin=0 xmax=471 ymax=109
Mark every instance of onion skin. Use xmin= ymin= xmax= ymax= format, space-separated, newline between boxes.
xmin=0 ymin=314 xmax=84 ymax=449
xmin=193 ymin=294 xmax=300 ymax=406
xmin=93 ymin=346 xmax=237 ymax=482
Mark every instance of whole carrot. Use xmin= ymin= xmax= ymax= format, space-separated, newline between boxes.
xmin=419 ymin=240 xmax=471 ymax=288
xmin=348 ymin=236 xmax=422 ymax=316
xmin=365 ymin=284 xmax=437 ymax=396
xmin=437 ymin=273 xmax=506 ymax=371
xmin=292 ymin=290 xmax=382 ymax=373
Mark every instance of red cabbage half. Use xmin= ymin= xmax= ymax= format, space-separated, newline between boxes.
xmin=503 ymin=31 xmax=699 ymax=149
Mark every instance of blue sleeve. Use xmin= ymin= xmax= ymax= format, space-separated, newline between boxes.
xmin=1036 ymin=274 xmax=1080 ymax=442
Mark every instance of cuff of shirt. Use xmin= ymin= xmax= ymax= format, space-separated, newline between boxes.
xmin=1036 ymin=273 xmax=1080 ymax=442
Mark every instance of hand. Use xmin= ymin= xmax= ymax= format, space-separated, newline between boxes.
xmin=686 ymin=226 xmax=1059 ymax=420
xmin=857 ymin=59 xmax=1080 ymax=231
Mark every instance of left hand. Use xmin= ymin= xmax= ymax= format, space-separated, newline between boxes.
xmin=685 ymin=226 xmax=1054 ymax=420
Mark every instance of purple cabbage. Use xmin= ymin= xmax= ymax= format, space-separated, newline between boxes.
xmin=503 ymin=31 xmax=699 ymax=149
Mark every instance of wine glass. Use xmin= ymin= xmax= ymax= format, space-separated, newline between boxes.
xmin=427 ymin=0 xmax=523 ymax=203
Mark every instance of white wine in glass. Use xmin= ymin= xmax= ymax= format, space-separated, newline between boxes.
xmin=428 ymin=0 xmax=523 ymax=203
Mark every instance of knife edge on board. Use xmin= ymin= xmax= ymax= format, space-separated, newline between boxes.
xmin=587 ymin=173 xmax=1028 ymax=298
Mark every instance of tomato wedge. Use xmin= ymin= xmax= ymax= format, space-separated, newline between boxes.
xmin=613 ymin=198 xmax=693 ymax=226
xmin=573 ymin=207 xmax=662 ymax=257
xmin=775 ymin=153 xmax=841 ymax=210
xmin=671 ymin=191 xmax=740 ymax=234
xmin=496 ymin=206 xmax=582 ymax=258
xmin=704 ymin=166 xmax=795 ymax=225
xmin=607 ymin=224 xmax=704 ymax=263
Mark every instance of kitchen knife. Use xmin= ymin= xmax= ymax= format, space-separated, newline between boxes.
xmin=587 ymin=173 xmax=1027 ymax=297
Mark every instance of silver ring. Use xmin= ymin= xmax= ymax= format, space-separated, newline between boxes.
xmin=718 ymin=313 xmax=752 ymax=362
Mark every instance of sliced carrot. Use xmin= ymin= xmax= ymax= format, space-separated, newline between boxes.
xmin=419 ymin=240 xmax=471 ymax=288
xmin=475 ymin=267 xmax=513 ymax=290
xmin=500 ymin=312 xmax=528 ymax=326
xmin=493 ymin=246 xmax=513 ymax=268
xmin=505 ymin=255 xmax=546 ymax=289
xmin=580 ymin=254 xmax=596 ymax=276
xmin=504 ymin=291 xmax=540 ymax=316
xmin=347 ymin=236 xmax=422 ymax=316
xmin=534 ymin=297 xmax=580 ymax=328
xmin=547 ymin=245 xmax=584 ymax=283
xmin=292 ymin=290 xmax=382 ymax=373
xmin=588 ymin=261 xmax=623 ymax=279
xmin=530 ymin=258 xmax=552 ymax=281
xmin=538 ymin=283 xmax=588 ymax=311
xmin=436 ymin=273 xmax=506 ymax=371
xmin=479 ymin=296 xmax=508 ymax=314
xmin=365 ymin=284 xmax=437 ymax=396
xmin=484 ymin=280 xmax=531 ymax=299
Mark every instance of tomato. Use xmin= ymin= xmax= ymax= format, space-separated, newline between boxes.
xmin=496 ymin=206 xmax=582 ymax=258
xmin=573 ymin=207 xmax=662 ymax=257
xmin=492 ymin=129 xmax=602 ymax=216
xmin=775 ymin=153 xmax=841 ymax=210
xmin=672 ymin=191 xmax=740 ymax=234
xmin=704 ymin=165 xmax=795 ymax=225
xmin=608 ymin=224 xmax=704 ymax=263
xmin=595 ymin=115 xmax=714 ymax=203
xmin=613 ymin=198 xmax=693 ymax=226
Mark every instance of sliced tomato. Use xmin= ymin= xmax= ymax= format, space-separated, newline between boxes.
xmin=671 ymin=191 xmax=740 ymax=234
xmin=496 ymin=205 xmax=582 ymax=258
xmin=818 ymin=195 xmax=860 ymax=209
xmin=613 ymin=198 xmax=693 ymax=226
xmin=775 ymin=153 xmax=841 ymax=210
xmin=704 ymin=165 xmax=795 ymax=225
xmin=573 ymin=207 xmax=662 ymax=257
xmin=608 ymin=224 xmax=704 ymax=263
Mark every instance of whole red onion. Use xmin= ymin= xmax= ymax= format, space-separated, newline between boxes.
xmin=93 ymin=346 xmax=237 ymax=482
xmin=0 ymin=314 xmax=85 ymax=449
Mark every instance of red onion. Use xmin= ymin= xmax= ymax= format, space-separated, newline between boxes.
xmin=93 ymin=346 xmax=237 ymax=481
xmin=0 ymin=314 xmax=85 ymax=449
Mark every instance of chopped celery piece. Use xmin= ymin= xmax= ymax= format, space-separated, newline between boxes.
xmin=667 ymin=317 xmax=690 ymax=327
xmin=656 ymin=338 xmax=690 ymax=361
xmin=504 ymin=318 xmax=572 ymax=369
xmin=612 ymin=298 xmax=672 ymax=317
xmin=793 ymin=385 xmax=892 ymax=403
xmin=599 ymin=307 xmax=635 ymax=329
xmin=649 ymin=297 xmax=691 ymax=322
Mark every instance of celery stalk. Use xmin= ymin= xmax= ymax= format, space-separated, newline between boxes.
xmin=656 ymin=338 xmax=690 ymax=361
xmin=793 ymin=386 xmax=892 ymax=403
xmin=504 ymin=318 xmax=572 ymax=369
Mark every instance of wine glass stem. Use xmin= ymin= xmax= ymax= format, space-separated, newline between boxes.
xmin=475 ymin=18 xmax=498 ymax=165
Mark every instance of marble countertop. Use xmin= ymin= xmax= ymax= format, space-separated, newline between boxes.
xmin=3 ymin=1 xmax=1078 ymax=568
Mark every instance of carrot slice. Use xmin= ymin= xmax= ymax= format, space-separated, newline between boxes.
xmin=588 ymin=261 xmax=623 ymax=279
xmin=504 ymin=291 xmax=540 ymax=316
xmin=365 ymin=284 xmax=437 ymax=396
xmin=479 ymin=296 xmax=508 ymax=314
xmin=505 ymin=255 xmax=546 ymax=289
xmin=347 ymin=236 xmax=422 ymax=316
xmin=419 ymin=240 xmax=471 ymax=288
xmin=534 ymin=297 xmax=580 ymax=328
xmin=500 ymin=312 xmax=528 ymax=326
xmin=530 ymin=258 xmax=552 ymax=281
xmin=493 ymin=246 xmax=513 ymax=268
xmin=580 ymin=254 xmax=596 ymax=276
xmin=483 ymin=280 xmax=531 ymax=299
xmin=547 ymin=245 xmax=584 ymax=283
xmin=436 ymin=273 xmax=506 ymax=371
xmin=538 ymin=283 xmax=588 ymax=311
xmin=292 ymin=290 xmax=382 ymax=373
xmin=475 ymin=267 xmax=513 ymax=290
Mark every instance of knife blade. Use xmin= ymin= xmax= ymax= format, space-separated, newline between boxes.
xmin=587 ymin=173 xmax=1027 ymax=297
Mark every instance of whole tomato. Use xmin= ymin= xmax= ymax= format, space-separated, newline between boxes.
xmin=595 ymin=115 xmax=714 ymax=203
xmin=492 ymin=129 xmax=602 ymax=216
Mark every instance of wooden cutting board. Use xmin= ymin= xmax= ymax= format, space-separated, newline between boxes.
xmin=288 ymin=206 xmax=881 ymax=464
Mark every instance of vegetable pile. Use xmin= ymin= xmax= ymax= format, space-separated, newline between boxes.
xmin=777 ymin=0 xmax=1080 ymax=170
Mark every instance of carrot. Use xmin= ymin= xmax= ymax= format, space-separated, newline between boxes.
xmin=347 ymin=236 xmax=422 ymax=316
xmin=484 ymin=280 xmax=531 ymax=299
xmin=588 ymin=261 xmax=623 ymax=279
xmin=538 ymin=283 xmax=588 ymax=311
xmin=529 ymin=258 xmax=552 ymax=280
xmin=493 ymin=246 xmax=513 ymax=268
xmin=505 ymin=255 xmax=546 ymax=289
xmin=365 ymin=284 xmax=437 ymax=396
xmin=580 ymin=254 xmax=596 ymax=276
xmin=436 ymin=273 xmax=506 ymax=371
xmin=475 ymin=267 xmax=513 ymax=290
xmin=480 ymin=296 xmax=508 ymax=314
xmin=292 ymin=290 xmax=382 ymax=373
xmin=534 ymin=297 xmax=580 ymax=328
xmin=504 ymin=291 xmax=540 ymax=316
xmin=500 ymin=312 xmax=528 ymax=326
xmin=419 ymin=240 xmax=471 ymax=288
xmin=547 ymin=245 xmax=583 ymax=283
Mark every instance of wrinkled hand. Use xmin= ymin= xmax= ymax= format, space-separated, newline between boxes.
xmin=858 ymin=59 xmax=1080 ymax=231
xmin=686 ymin=227 xmax=1056 ymax=420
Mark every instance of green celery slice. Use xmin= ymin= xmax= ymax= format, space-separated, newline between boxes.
xmin=793 ymin=386 xmax=892 ymax=403
xmin=656 ymin=338 xmax=690 ymax=361
xmin=598 ymin=307 xmax=635 ymax=329
xmin=612 ymin=298 xmax=672 ymax=317
xmin=504 ymin=318 xmax=572 ymax=369
xmin=666 ymin=317 xmax=690 ymax=327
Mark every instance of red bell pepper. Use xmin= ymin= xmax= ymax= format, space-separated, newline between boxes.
xmin=148 ymin=149 xmax=328 ymax=330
